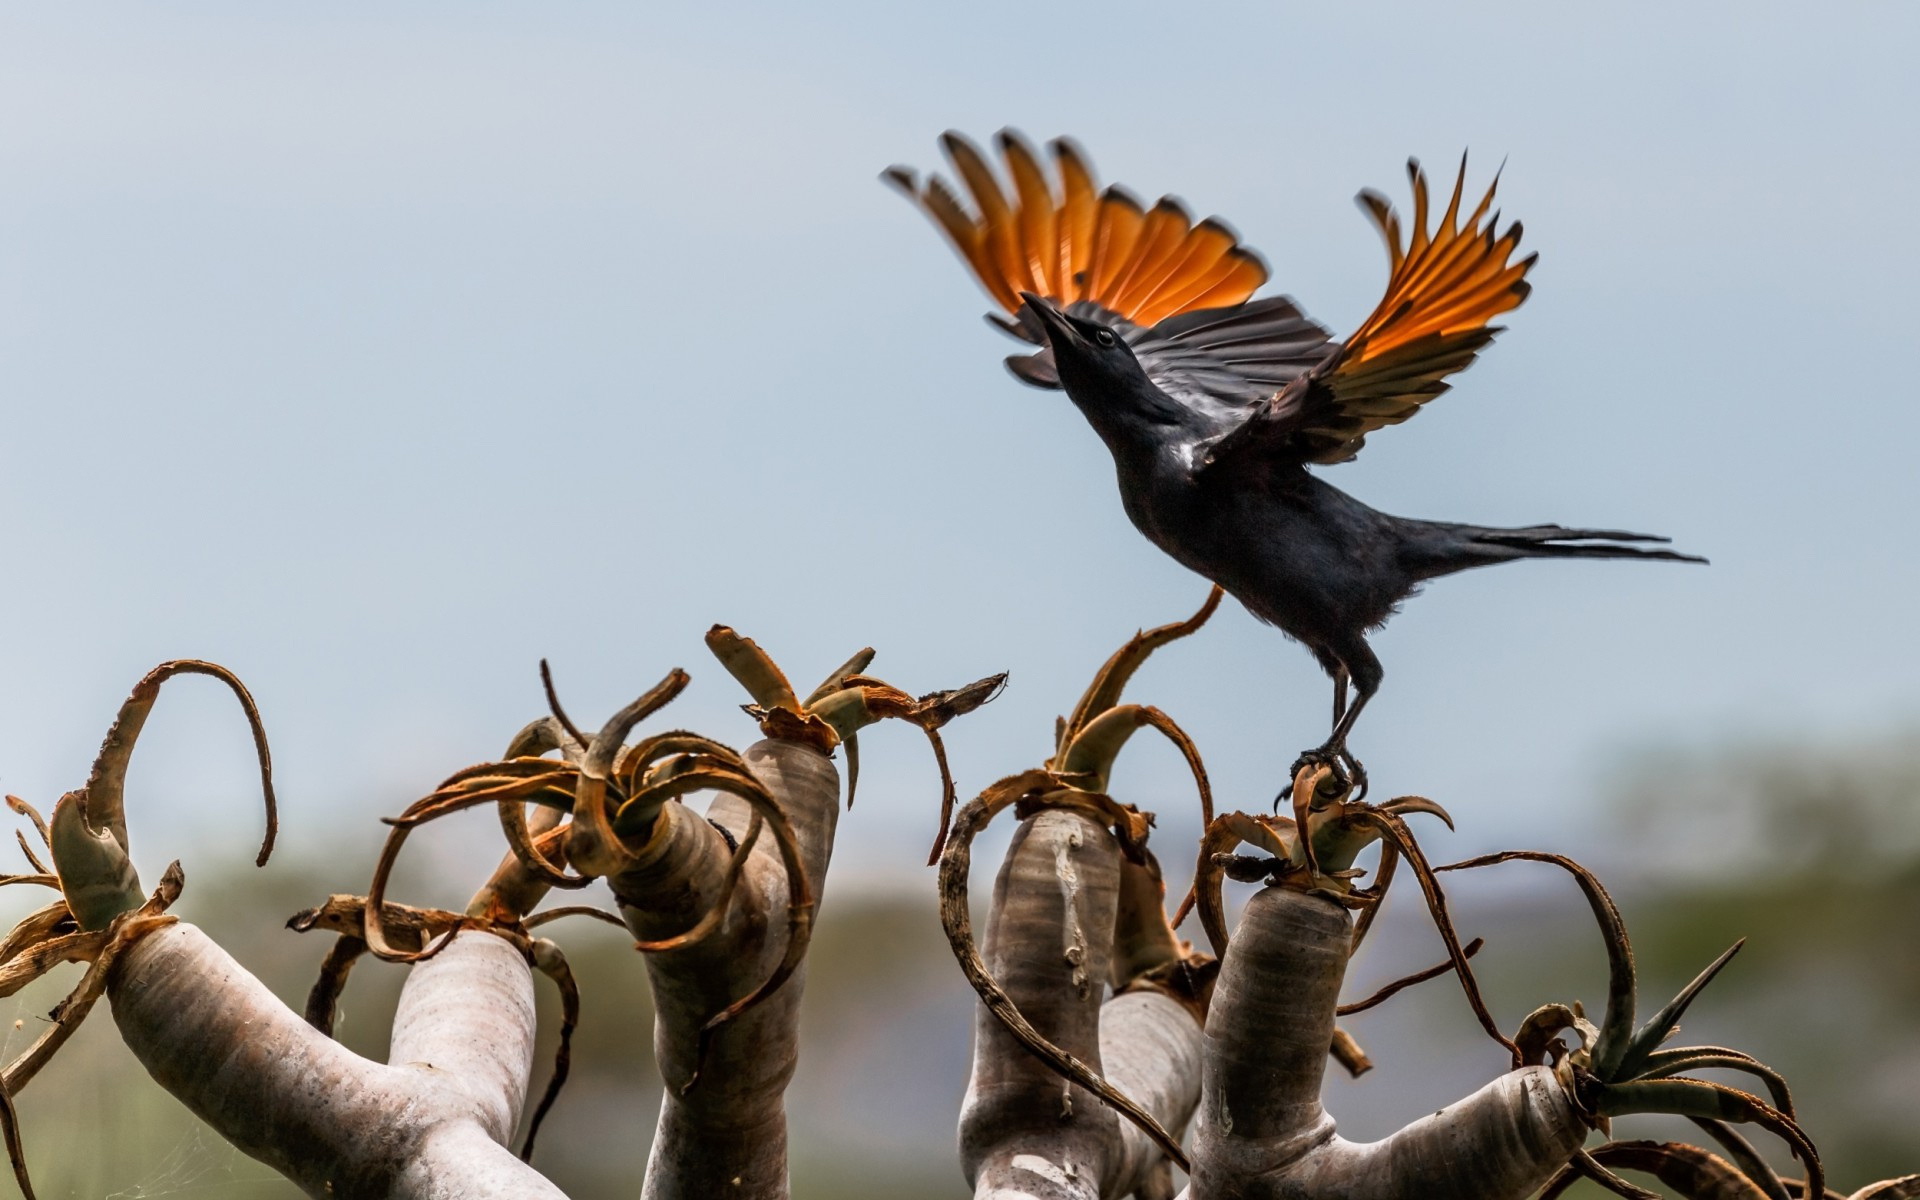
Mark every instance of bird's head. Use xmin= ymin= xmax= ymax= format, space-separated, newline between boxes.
xmin=1019 ymin=292 xmax=1142 ymax=390
xmin=1018 ymin=293 xmax=1190 ymax=446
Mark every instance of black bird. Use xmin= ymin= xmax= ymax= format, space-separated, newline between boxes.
xmin=886 ymin=131 xmax=1703 ymax=788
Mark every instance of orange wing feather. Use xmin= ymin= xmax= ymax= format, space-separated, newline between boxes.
xmin=1105 ymin=199 xmax=1193 ymax=315
xmin=1340 ymin=157 xmax=1534 ymax=368
xmin=1194 ymin=155 xmax=1539 ymax=469
xmin=1132 ymin=218 xmax=1241 ymax=326
xmin=888 ymin=130 xmax=1269 ymax=326
xmin=1085 ymin=187 xmax=1147 ymax=306
xmin=1280 ymin=156 xmax=1536 ymax=463
xmin=1055 ymin=141 xmax=1098 ymax=303
xmin=999 ymin=131 xmax=1059 ymax=296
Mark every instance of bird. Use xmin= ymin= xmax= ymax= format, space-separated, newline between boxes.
xmin=885 ymin=130 xmax=1703 ymax=791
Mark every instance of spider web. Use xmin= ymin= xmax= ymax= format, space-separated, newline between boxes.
xmin=102 ymin=1124 xmax=283 ymax=1200
xmin=0 ymin=989 xmax=290 ymax=1199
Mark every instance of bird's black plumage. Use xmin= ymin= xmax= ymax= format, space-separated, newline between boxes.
xmin=889 ymin=131 xmax=1704 ymax=783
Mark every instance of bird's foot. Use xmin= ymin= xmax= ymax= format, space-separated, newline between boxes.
xmin=1340 ymin=750 xmax=1368 ymax=802
xmin=1282 ymin=745 xmax=1368 ymax=806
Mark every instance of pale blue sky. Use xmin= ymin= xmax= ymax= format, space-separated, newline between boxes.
xmin=1 ymin=2 xmax=1915 ymax=896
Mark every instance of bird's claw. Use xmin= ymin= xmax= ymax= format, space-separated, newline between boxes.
xmin=1287 ymin=747 xmax=1341 ymax=787
xmin=1281 ymin=745 xmax=1368 ymax=806
xmin=1281 ymin=747 xmax=1346 ymax=808
xmin=1340 ymin=751 xmax=1368 ymax=802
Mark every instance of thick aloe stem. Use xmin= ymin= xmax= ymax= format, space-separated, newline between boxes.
xmin=615 ymin=739 xmax=839 ymax=1200
xmin=1187 ymin=886 xmax=1587 ymax=1199
xmin=961 ymin=809 xmax=1201 ymax=1200
xmin=961 ymin=810 xmax=1122 ymax=1200
xmin=1105 ymin=853 xmax=1208 ymax=1195
xmin=109 ymin=924 xmax=564 ymax=1199
xmin=1100 ymin=989 xmax=1204 ymax=1196
xmin=387 ymin=931 xmax=538 ymax=1146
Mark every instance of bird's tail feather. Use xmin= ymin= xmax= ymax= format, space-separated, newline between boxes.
xmin=1464 ymin=523 xmax=1707 ymax=564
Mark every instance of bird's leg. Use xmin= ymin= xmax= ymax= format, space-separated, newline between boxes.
xmin=1290 ymin=644 xmax=1380 ymax=803
xmin=1297 ymin=670 xmax=1367 ymax=800
xmin=1281 ymin=658 xmax=1351 ymax=811
xmin=1319 ymin=691 xmax=1372 ymax=800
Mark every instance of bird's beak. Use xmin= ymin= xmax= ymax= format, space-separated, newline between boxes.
xmin=1018 ymin=292 xmax=1079 ymax=346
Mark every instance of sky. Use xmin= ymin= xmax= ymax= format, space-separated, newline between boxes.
xmin=1 ymin=2 xmax=1916 ymax=901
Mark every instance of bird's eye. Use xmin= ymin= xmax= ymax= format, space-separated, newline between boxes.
xmin=1095 ymin=329 xmax=1117 ymax=347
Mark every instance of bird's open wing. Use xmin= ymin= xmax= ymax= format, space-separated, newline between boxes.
xmin=1203 ymin=157 xmax=1536 ymax=467
xmin=886 ymin=130 xmax=1269 ymax=325
xmin=886 ymin=130 xmax=1333 ymax=408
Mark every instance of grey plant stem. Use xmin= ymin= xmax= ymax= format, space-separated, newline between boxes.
xmin=1101 ymin=989 xmax=1205 ymax=1196
xmin=1185 ymin=885 xmax=1587 ymax=1199
xmin=109 ymin=923 xmax=565 ymax=1199
xmin=962 ymin=809 xmax=1200 ymax=1200
xmin=614 ymin=738 xmax=839 ymax=1200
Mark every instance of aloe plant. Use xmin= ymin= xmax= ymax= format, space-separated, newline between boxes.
xmin=0 ymin=623 xmax=1906 ymax=1200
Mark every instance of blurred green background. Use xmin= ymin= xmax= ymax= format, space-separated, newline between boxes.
xmin=3 ymin=725 xmax=1914 ymax=1198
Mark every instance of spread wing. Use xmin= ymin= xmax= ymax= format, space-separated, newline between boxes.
xmin=886 ymin=130 xmax=1333 ymax=410
xmin=1204 ymin=156 xmax=1537 ymax=468
xmin=1001 ymin=294 xmax=1337 ymax=417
